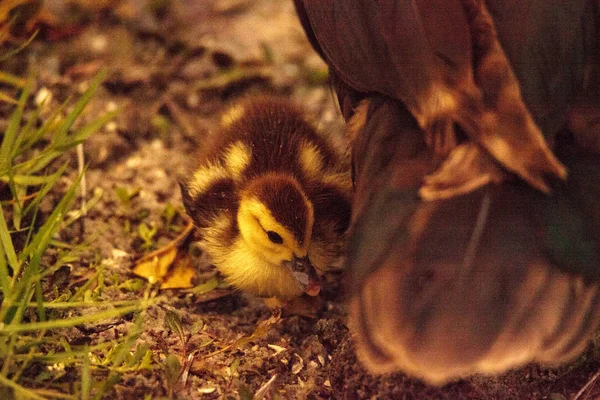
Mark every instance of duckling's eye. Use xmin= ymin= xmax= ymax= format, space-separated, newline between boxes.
xmin=266 ymin=231 xmax=283 ymax=244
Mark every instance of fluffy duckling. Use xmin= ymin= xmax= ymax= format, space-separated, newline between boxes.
xmin=180 ymin=97 xmax=352 ymax=299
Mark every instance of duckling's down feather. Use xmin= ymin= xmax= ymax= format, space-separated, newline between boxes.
xmin=181 ymin=97 xmax=351 ymax=298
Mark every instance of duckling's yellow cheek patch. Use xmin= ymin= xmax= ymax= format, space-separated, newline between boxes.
xmin=189 ymin=163 xmax=229 ymax=198
xmin=224 ymin=141 xmax=252 ymax=180
xmin=299 ymin=142 xmax=324 ymax=178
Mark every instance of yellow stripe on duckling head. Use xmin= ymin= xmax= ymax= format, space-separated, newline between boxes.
xmin=188 ymin=163 xmax=229 ymax=198
xmin=224 ymin=141 xmax=252 ymax=180
xmin=299 ymin=141 xmax=325 ymax=179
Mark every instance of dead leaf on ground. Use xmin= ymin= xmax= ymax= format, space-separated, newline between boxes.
xmin=133 ymin=221 xmax=201 ymax=289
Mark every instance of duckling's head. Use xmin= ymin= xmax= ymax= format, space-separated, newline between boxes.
xmin=236 ymin=173 xmax=321 ymax=297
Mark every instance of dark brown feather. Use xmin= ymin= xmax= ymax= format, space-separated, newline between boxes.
xmin=181 ymin=178 xmax=237 ymax=228
xmin=296 ymin=0 xmax=567 ymax=195
xmin=295 ymin=0 xmax=600 ymax=384
xmin=197 ymin=97 xmax=340 ymax=180
xmin=246 ymin=175 xmax=310 ymax=245
xmin=306 ymin=182 xmax=351 ymax=238
xmin=344 ymin=96 xmax=600 ymax=383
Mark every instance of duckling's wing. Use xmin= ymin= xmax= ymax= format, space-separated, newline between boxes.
xmin=180 ymin=177 xmax=237 ymax=230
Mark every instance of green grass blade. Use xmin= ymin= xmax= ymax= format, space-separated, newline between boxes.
xmin=33 ymin=255 xmax=46 ymax=322
xmin=0 ymin=78 xmax=32 ymax=174
xmin=12 ymin=150 xmax=64 ymax=177
xmin=0 ymin=204 xmax=19 ymax=282
xmin=29 ymin=389 xmax=75 ymax=400
xmin=60 ymin=109 xmax=120 ymax=150
xmin=20 ymin=98 xmax=69 ymax=155
xmin=52 ymin=70 xmax=106 ymax=146
xmin=20 ymin=200 xmax=40 ymax=267
xmin=0 ymin=91 xmax=18 ymax=104
xmin=21 ymin=173 xmax=81 ymax=263
xmin=2 ymin=174 xmax=81 ymax=319
xmin=0 ymin=71 xmax=26 ymax=87
xmin=8 ymin=270 xmax=35 ymax=325
xmin=81 ymin=345 xmax=90 ymax=400
xmin=0 ymin=334 xmax=17 ymax=376
xmin=23 ymin=163 xmax=68 ymax=216
xmin=92 ymin=373 xmax=121 ymax=400
xmin=11 ymin=183 xmax=26 ymax=230
xmin=12 ymin=335 xmax=146 ymax=363
xmin=26 ymin=298 xmax=163 ymax=309
xmin=0 ymin=30 xmax=38 ymax=63
xmin=0 ymin=241 xmax=10 ymax=298
xmin=15 ymin=104 xmax=41 ymax=153
xmin=0 ymin=375 xmax=46 ymax=400
xmin=69 ymin=269 xmax=102 ymax=302
xmin=1 ymin=174 xmax=61 ymax=186
xmin=1 ymin=304 xmax=142 ymax=333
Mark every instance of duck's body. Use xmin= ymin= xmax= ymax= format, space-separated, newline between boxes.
xmin=295 ymin=0 xmax=600 ymax=385
xmin=181 ymin=98 xmax=352 ymax=299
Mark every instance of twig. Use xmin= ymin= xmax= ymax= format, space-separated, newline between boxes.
xmin=200 ymin=310 xmax=281 ymax=360
xmin=2 ymin=191 xmax=38 ymax=205
xmin=254 ymin=374 xmax=278 ymax=400
xmin=179 ymin=350 xmax=197 ymax=388
xmin=573 ymin=368 xmax=600 ymax=400
xmin=135 ymin=219 xmax=194 ymax=263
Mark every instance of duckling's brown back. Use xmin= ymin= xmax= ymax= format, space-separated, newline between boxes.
xmin=211 ymin=97 xmax=341 ymax=182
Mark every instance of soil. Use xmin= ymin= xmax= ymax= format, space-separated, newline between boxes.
xmin=2 ymin=0 xmax=600 ymax=399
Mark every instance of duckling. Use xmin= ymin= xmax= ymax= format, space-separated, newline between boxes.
xmin=180 ymin=97 xmax=352 ymax=300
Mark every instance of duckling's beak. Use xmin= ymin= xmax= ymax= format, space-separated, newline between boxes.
xmin=283 ymin=255 xmax=321 ymax=296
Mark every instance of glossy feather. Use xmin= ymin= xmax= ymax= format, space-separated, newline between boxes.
xmin=294 ymin=0 xmax=600 ymax=384
xmin=346 ymin=97 xmax=600 ymax=384
xmin=295 ymin=0 xmax=568 ymax=195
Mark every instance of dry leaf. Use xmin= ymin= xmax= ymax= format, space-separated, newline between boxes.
xmin=291 ymin=354 xmax=304 ymax=374
xmin=161 ymin=250 xmax=198 ymax=289
xmin=133 ymin=245 xmax=177 ymax=285
xmin=267 ymin=344 xmax=286 ymax=355
xmin=132 ymin=222 xmax=198 ymax=289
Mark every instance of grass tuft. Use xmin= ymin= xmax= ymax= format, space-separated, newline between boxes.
xmin=0 ymin=64 xmax=152 ymax=398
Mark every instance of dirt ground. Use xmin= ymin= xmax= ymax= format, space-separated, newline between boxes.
xmin=3 ymin=0 xmax=600 ymax=398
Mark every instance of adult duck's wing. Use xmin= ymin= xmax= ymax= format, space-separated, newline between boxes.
xmin=294 ymin=0 xmax=600 ymax=384
xmin=294 ymin=0 xmax=566 ymax=195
